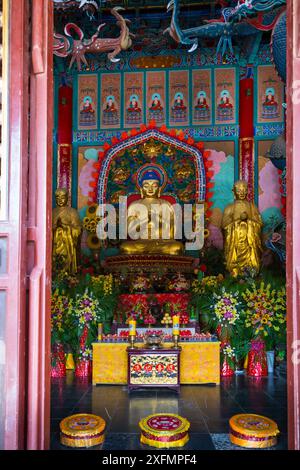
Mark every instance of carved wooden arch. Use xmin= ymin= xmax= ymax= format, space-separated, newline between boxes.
xmin=96 ymin=128 xmax=206 ymax=206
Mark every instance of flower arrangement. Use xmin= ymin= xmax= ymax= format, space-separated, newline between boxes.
xmin=51 ymin=289 xmax=72 ymax=346
xmin=191 ymin=274 xmax=224 ymax=294
xmin=212 ymin=288 xmax=241 ymax=336
xmin=77 ymin=347 xmax=92 ymax=361
xmin=73 ymin=290 xmax=100 ymax=330
xmin=144 ymin=312 xmax=156 ymax=326
xmin=127 ymin=300 xmax=148 ymax=323
xmin=91 ymin=274 xmax=114 ymax=296
xmin=242 ymin=281 xmax=286 ymax=349
xmin=180 ymin=313 xmax=189 ymax=325
xmin=89 ymin=274 xmax=120 ymax=330
xmin=220 ymin=343 xmax=236 ymax=371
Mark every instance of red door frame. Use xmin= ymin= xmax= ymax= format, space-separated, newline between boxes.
xmin=1 ymin=0 xmax=53 ymax=449
xmin=1 ymin=0 xmax=29 ymax=449
xmin=26 ymin=0 xmax=53 ymax=450
xmin=286 ymin=0 xmax=300 ymax=451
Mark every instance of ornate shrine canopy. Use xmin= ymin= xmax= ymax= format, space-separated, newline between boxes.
xmin=96 ymin=127 xmax=207 ymax=206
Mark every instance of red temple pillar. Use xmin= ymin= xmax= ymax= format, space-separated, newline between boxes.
xmin=57 ymin=84 xmax=73 ymax=202
xmin=239 ymin=76 xmax=255 ymax=201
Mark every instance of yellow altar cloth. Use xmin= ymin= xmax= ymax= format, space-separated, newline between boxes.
xmin=92 ymin=342 xmax=220 ymax=385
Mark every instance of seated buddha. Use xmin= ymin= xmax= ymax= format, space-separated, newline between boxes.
xmin=120 ymin=167 xmax=184 ymax=256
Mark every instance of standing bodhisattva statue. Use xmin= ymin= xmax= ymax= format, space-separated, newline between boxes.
xmin=52 ymin=188 xmax=82 ymax=275
xmin=222 ymin=180 xmax=262 ymax=277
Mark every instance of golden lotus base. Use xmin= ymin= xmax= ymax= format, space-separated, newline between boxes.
xmin=229 ymin=414 xmax=279 ymax=449
xmin=104 ymin=254 xmax=197 ymax=273
xmin=60 ymin=413 xmax=106 ymax=448
xmin=139 ymin=413 xmax=190 ymax=449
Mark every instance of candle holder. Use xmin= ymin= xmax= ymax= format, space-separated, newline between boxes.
xmin=128 ymin=335 xmax=136 ymax=350
xmin=172 ymin=334 xmax=180 ymax=350
xmin=98 ymin=323 xmax=103 ymax=342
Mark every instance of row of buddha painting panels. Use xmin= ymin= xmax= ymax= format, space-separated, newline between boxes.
xmin=75 ymin=65 xmax=284 ymax=131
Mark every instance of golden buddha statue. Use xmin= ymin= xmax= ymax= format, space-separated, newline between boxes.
xmin=222 ymin=180 xmax=262 ymax=277
xmin=120 ymin=167 xmax=184 ymax=256
xmin=52 ymin=188 xmax=82 ymax=274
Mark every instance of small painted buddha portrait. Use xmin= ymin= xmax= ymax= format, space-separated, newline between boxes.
xmin=104 ymin=95 xmax=117 ymax=113
xmin=126 ymin=93 xmax=142 ymax=125
xmin=217 ymin=90 xmax=234 ymax=121
xmin=172 ymin=92 xmax=186 ymax=111
xmin=103 ymin=95 xmax=119 ymax=125
xmin=148 ymin=93 xmax=164 ymax=123
xmin=171 ymin=92 xmax=187 ymax=123
xmin=127 ymin=94 xmax=141 ymax=113
xmin=219 ymin=90 xmax=233 ymax=109
xmin=80 ymin=95 xmax=96 ymax=126
xmin=195 ymin=91 xmax=209 ymax=109
xmin=149 ymin=93 xmax=163 ymax=111
xmin=262 ymin=87 xmax=279 ymax=119
xmin=82 ymin=95 xmax=95 ymax=114
xmin=194 ymin=91 xmax=210 ymax=122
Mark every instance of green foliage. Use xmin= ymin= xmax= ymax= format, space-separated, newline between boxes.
xmin=51 ymin=272 xmax=121 ymax=352
xmin=189 ymin=270 xmax=286 ymax=351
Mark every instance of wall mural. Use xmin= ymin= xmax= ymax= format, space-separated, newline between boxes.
xmin=77 ymin=145 xmax=103 ymax=254
xmin=258 ymin=139 xmax=283 ymax=230
xmin=257 ymin=65 xmax=284 ymax=123
xmin=77 ymin=145 xmax=103 ymax=215
xmin=124 ymin=72 xmax=144 ymax=128
xmin=208 ymin=150 xmax=235 ymax=250
xmin=78 ymin=74 xmax=98 ymax=130
xmin=169 ymin=70 xmax=189 ymax=127
xmin=146 ymin=71 xmax=166 ymax=125
xmin=192 ymin=69 xmax=212 ymax=126
xmin=214 ymin=68 xmax=236 ymax=125
xmin=100 ymin=73 xmax=121 ymax=129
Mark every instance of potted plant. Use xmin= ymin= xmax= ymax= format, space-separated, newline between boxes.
xmin=230 ymin=330 xmax=251 ymax=374
xmin=220 ymin=343 xmax=236 ymax=377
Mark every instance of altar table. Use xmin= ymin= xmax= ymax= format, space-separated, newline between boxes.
xmin=92 ymin=342 xmax=220 ymax=385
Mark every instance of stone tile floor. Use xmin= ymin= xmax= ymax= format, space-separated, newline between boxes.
xmin=51 ymin=372 xmax=287 ymax=450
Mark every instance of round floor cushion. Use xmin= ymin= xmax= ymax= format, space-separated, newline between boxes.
xmin=139 ymin=413 xmax=190 ymax=448
xmin=60 ymin=413 xmax=106 ymax=448
xmin=229 ymin=414 xmax=279 ymax=448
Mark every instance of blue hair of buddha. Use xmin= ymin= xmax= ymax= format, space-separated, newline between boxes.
xmin=140 ymin=169 xmax=162 ymax=185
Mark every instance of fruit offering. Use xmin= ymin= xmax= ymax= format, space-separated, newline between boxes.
xmin=161 ymin=312 xmax=172 ymax=327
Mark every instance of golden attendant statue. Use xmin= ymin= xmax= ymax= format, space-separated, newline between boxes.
xmin=222 ymin=180 xmax=262 ymax=277
xmin=52 ymin=188 xmax=82 ymax=274
xmin=120 ymin=168 xmax=183 ymax=256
